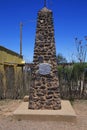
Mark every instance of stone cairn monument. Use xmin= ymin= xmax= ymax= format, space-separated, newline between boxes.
xmin=29 ymin=4 xmax=61 ymax=110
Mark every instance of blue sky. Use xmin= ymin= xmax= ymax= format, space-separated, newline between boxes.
xmin=0 ymin=0 xmax=87 ymax=62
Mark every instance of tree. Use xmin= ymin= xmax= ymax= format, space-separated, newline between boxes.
xmin=75 ymin=37 xmax=87 ymax=63
xmin=57 ymin=53 xmax=67 ymax=64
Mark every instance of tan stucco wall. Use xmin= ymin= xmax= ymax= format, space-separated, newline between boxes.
xmin=0 ymin=50 xmax=24 ymax=65
xmin=0 ymin=48 xmax=25 ymax=98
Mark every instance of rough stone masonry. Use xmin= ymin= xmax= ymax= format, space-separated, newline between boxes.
xmin=29 ymin=7 xmax=61 ymax=110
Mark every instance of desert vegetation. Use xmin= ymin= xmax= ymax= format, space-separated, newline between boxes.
xmin=0 ymin=63 xmax=87 ymax=100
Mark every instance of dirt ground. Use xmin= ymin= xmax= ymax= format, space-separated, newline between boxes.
xmin=0 ymin=99 xmax=87 ymax=130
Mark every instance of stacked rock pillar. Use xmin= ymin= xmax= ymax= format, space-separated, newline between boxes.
xmin=29 ymin=7 xmax=61 ymax=110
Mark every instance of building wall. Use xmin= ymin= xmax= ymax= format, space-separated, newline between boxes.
xmin=0 ymin=47 xmax=23 ymax=65
xmin=0 ymin=46 xmax=25 ymax=99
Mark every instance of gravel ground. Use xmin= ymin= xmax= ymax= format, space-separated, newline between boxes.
xmin=0 ymin=99 xmax=87 ymax=130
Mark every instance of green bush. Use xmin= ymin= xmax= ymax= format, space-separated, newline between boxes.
xmin=57 ymin=63 xmax=87 ymax=99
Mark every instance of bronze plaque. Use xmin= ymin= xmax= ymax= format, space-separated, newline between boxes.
xmin=39 ymin=63 xmax=51 ymax=75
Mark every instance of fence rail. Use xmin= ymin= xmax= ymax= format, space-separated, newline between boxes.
xmin=0 ymin=63 xmax=87 ymax=100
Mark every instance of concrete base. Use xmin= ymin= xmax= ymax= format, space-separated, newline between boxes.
xmin=13 ymin=100 xmax=76 ymax=122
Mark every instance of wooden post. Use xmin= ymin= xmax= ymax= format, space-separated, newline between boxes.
xmin=20 ymin=22 xmax=23 ymax=56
